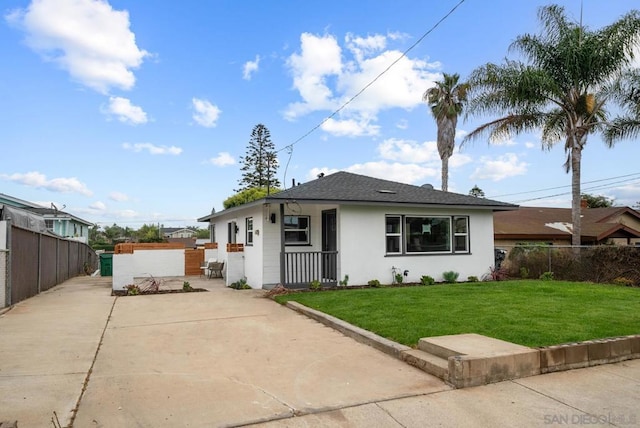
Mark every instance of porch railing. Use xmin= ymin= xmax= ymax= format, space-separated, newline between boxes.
xmin=283 ymin=251 xmax=338 ymax=288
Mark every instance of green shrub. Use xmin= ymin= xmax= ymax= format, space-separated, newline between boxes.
xmin=612 ymin=277 xmax=635 ymax=287
xmin=539 ymin=271 xmax=554 ymax=281
xmin=368 ymin=279 xmax=381 ymax=287
xmin=125 ymin=284 xmax=140 ymax=296
xmin=394 ymin=273 xmax=403 ymax=284
xmin=520 ymin=267 xmax=529 ymax=279
xmin=467 ymin=276 xmax=479 ymax=283
xmin=420 ymin=275 xmax=435 ymax=286
xmin=442 ymin=271 xmax=459 ymax=283
xmin=339 ymin=275 xmax=349 ymax=287
xmin=309 ymin=280 xmax=322 ymax=290
xmin=183 ymin=281 xmax=193 ymax=292
xmin=230 ymin=278 xmax=251 ymax=289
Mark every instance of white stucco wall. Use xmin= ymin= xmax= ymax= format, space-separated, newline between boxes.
xmin=339 ymin=205 xmax=495 ymax=285
xmin=112 ymin=249 xmax=185 ymax=290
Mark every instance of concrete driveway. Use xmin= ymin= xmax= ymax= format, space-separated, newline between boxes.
xmin=1 ymin=276 xmax=639 ymax=427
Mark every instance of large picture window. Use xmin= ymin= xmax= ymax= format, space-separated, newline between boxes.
xmin=284 ymin=215 xmax=310 ymax=245
xmin=385 ymin=215 xmax=469 ymax=255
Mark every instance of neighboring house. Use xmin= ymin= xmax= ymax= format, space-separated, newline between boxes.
xmin=162 ymin=227 xmax=197 ymax=239
xmin=494 ymin=206 xmax=640 ymax=249
xmin=167 ymin=237 xmax=197 ymax=249
xmin=197 ymin=171 xmax=517 ymax=289
xmin=0 ymin=193 xmax=93 ymax=244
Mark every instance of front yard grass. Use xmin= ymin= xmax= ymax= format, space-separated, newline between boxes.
xmin=274 ymin=280 xmax=640 ymax=348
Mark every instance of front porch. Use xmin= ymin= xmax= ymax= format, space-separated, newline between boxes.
xmin=282 ymin=250 xmax=338 ymax=288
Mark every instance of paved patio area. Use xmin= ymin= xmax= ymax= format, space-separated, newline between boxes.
xmin=0 ymin=276 xmax=638 ymax=427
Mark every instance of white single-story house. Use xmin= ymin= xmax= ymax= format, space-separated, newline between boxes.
xmin=197 ymin=172 xmax=517 ymax=289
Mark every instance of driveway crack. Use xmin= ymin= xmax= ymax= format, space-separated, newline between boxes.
xmin=67 ymin=296 xmax=117 ymax=427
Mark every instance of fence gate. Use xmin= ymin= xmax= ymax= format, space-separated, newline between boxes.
xmin=185 ymin=248 xmax=204 ymax=275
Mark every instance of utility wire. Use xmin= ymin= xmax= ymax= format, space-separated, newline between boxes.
xmin=509 ymin=177 xmax=640 ymax=204
xmin=488 ymin=172 xmax=640 ymax=199
xmin=276 ymin=0 xmax=466 ymax=155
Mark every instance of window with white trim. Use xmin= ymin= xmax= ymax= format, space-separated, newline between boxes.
xmin=246 ymin=217 xmax=254 ymax=245
xmin=385 ymin=215 xmax=469 ymax=254
xmin=453 ymin=216 xmax=469 ymax=252
xmin=284 ymin=215 xmax=310 ymax=245
xmin=385 ymin=216 xmax=401 ymax=254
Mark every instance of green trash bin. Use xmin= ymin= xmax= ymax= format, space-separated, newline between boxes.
xmin=100 ymin=253 xmax=113 ymax=277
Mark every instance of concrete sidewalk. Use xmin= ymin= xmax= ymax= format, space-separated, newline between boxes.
xmin=1 ymin=276 xmax=638 ymax=427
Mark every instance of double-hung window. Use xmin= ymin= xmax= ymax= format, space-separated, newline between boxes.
xmin=284 ymin=215 xmax=310 ymax=245
xmin=246 ymin=217 xmax=254 ymax=245
xmin=385 ymin=215 xmax=469 ymax=255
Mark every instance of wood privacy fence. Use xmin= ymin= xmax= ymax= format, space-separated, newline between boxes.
xmin=6 ymin=225 xmax=98 ymax=306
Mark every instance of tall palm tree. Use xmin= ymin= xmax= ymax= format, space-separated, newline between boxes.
xmin=423 ymin=73 xmax=469 ymax=192
xmin=464 ymin=4 xmax=640 ymax=246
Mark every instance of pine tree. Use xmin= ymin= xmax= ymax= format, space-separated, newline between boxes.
xmin=237 ymin=124 xmax=281 ymax=192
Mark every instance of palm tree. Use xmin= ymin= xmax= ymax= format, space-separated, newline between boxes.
xmin=463 ymin=4 xmax=640 ymax=246
xmin=423 ymin=73 xmax=469 ymax=192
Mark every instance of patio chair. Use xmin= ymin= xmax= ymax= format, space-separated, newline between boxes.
xmin=208 ymin=261 xmax=224 ymax=279
xmin=201 ymin=258 xmax=217 ymax=278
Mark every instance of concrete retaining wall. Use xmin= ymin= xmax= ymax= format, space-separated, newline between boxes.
xmin=538 ymin=335 xmax=640 ymax=373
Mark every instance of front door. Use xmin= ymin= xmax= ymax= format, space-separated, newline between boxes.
xmin=322 ymin=209 xmax=337 ymax=280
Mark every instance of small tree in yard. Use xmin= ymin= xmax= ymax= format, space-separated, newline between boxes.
xmin=237 ymin=124 xmax=281 ymax=193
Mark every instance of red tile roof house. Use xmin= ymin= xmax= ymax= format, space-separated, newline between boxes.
xmin=494 ymin=206 xmax=640 ymax=250
xmin=198 ymin=171 xmax=517 ymax=289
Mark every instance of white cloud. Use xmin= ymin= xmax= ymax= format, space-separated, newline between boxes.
xmin=208 ymin=152 xmax=235 ymax=166
xmin=6 ymin=0 xmax=149 ymax=93
xmin=242 ymin=55 xmax=260 ymax=80
xmin=449 ymin=152 xmax=473 ymax=168
xmin=471 ymin=153 xmax=528 ymax=181
xmin=309 ymin=162 xmax=437 ymax=185
xmin=377 ymin=138 xmax=439 ymax=163
xmin=320 ymin=117 xmax=380 ymax=137
xmin=89 ymin=201 xmax=107 ymax=211
xmin=109 ymin=191 xmax=129 ymax=202
xmin=525 ymin=141 xmax=536 ymax=149
xmin=491 ymin=137 xmax=517 ymax=147
xmin=192 ymin=98 xmax=221 ymax=127
xmin=284 ymin=31 xmax=441 ymax=137
xmin=396 ymin=119 xmax=408 ymax=129
xmin=122 ymin=143 xmax=182 ymax=155
xmin=285 ymin=33 xmax=343 ymax=119
xmin=104 ymin=96 xmax=147 ymax=124
xmin=1 ymin=171 xmax=93 ymax=196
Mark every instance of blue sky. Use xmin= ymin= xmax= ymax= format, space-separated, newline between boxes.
xmin=2 ymin=0 xmax=639 ymax=229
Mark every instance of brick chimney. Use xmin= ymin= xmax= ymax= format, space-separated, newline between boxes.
xmin=581 ymin=198 xmax=588 ymax=209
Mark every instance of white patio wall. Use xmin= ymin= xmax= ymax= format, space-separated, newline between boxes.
xmin=112 ymin=249 xmax=185 ymax=291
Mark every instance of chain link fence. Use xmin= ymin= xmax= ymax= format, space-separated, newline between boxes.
xmin=495 ymin=244 xmax=640 ymax=286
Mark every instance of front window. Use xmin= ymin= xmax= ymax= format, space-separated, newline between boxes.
xmin=45 ymin=220 xmax=53 ymax=231
xmin=246 ymin=217 xmax=254 ymax=245
xmin=284 ymin=215 xmax=310 ymax=245
xmin=385 ymin=215 xmax=470 ymax=255
xmin=406 ymin=216 xmax=450 ymax=253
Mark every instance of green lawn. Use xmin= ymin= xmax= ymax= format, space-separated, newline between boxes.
xmin=275 ymin=281 xmax=640 ymax=348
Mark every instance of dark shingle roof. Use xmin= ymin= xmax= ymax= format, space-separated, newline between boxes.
xmin=264 ymin=171 xmax=516 ymax=209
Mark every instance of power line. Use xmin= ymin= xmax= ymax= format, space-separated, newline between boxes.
xmin=276 ymin=0 xmax=466 ymax=155
xmin=508 ymin=177 xmax=640 ymax=204
xmin=488 ymin=172 xmax=640 ymax=200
